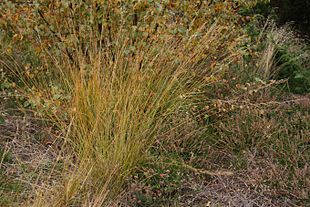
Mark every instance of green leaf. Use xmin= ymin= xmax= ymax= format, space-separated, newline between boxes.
xmin=294 ymin=73 xmax=304 ymax=79
xmin=0 ymin=115 xmax=5 ymax=124
xmin=254 ymin=77 xmax=266 ymax=84
xmin=23 ymin=101 xmax=30 ymax=108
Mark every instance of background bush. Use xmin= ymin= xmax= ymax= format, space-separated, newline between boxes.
xmin=271 ymin=0 xmax=310 ymax=36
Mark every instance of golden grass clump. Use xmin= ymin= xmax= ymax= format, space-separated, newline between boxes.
xmin=31 ymin=24 xmax=242 ymax=206
xmin=0 ymin=1 xmax=247 ymax=206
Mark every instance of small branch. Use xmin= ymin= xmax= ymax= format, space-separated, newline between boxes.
xmin=37 ymin=9 xmax=75 ymax=63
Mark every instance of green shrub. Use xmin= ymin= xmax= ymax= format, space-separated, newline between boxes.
xmin=238 ymin=1 xmax=273 ymax=17
xmin=275 ymin=46 xmax=310 ymax=94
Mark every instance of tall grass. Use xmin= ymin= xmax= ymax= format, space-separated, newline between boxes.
xmin=30 ymin=22 xmax=238 ymax=206
xmin=0 ymin=1 xmax=246 ymax=205
xmin=1 ymin=1 xmax=309 ymax=205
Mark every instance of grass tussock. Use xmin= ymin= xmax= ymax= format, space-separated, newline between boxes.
xmin=1 ymin=1 xmax=309 ymax=206
xmin=1 ymin=1 xmax=245 ymax=204
xmin=30 ymin=22 xmax=240 ymax=205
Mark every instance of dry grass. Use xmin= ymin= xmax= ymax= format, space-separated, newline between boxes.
xmin=1 ymin=1 xmax=309 ymax=206
xmin=1 ymin=1 xmax=245 ymax=204
xmin=27 ymin=20 xmax=241 ymax=206
xmin=0 ymin=114 xmax=65 ymax=207
xmin=110 ymin=23 xmax=310 ymax=206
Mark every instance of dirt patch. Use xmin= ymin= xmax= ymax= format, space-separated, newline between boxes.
xmin=0 ymin=114 xmax=63 ymax=205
